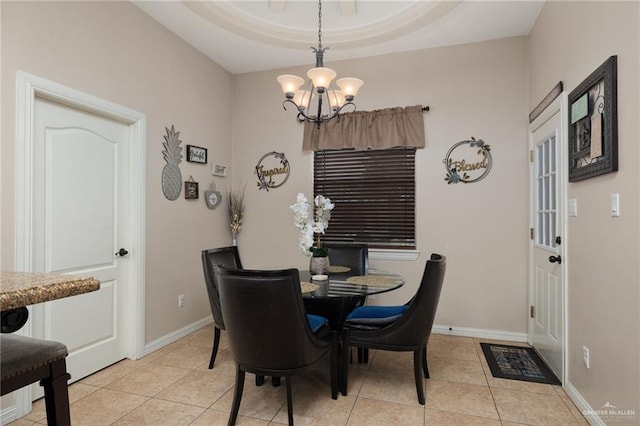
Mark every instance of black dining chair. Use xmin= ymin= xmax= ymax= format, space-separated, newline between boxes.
xmin=217 ymin=266 xmax=338 ymax=426
xmin=304 ymin=243 xmax=369 ymax=332
xmin=325 ymin=243 xmax=368 ymax=276
xmin=341 ymin=253 xmax=446 ymax=404
xmin=201 ymin=246 xmax=243 ymax=369
xmin=325 ymin=243 xmax=369 ymax=362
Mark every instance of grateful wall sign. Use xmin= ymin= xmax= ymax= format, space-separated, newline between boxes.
xmin=443 ymin=137 xmax=492 ymax=184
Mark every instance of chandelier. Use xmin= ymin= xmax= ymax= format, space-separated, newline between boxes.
xmin=277 ymin=0 xmax=363 ymax=127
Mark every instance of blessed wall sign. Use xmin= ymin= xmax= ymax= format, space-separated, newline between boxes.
xmin=443 ymin=137 xmax=492 ymax=184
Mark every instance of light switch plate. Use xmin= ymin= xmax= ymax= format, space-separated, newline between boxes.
xmin=569 ymin=199 xmax=578 ymax=217
xmin=611 ymin=193 xmax=620 ymax=217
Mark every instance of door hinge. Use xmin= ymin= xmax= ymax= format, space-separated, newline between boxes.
xmin=530 ymin=228 xmax=534 ymax=240
xmin=530 ymin=150 xmax=534 ymax=163
xmin=530 ymin=305 xmax=535 ymax=318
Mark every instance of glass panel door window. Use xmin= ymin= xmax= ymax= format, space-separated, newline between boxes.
xmin=536 ymin=136 xmax=557 ymax=250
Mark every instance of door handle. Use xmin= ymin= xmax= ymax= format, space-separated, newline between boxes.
xmin=548 ymin=255 xmax=562 ymax=264
xmin=115 ymin=248 xmax=129 ymax=257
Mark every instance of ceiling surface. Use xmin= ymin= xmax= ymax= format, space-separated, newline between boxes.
xmin=133 ymin=0 xmax=545 ymax=75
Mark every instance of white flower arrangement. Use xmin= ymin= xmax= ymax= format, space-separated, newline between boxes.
xmin=290 ymin=193 xmax=335 ymax=256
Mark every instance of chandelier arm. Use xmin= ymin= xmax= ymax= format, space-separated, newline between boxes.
xmin=333 ymin=101 xmax=356 ymax=116
xmin=283 ymin=99 xmax=315 ymax=122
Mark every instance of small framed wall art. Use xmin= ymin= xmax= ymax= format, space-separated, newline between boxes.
xmin=186 ymin=145 xmax=208 ymax=164
xmin=185 ymin=177 xmax=199 ymax=199
xmin=568 ymin=56 xmax=617 ymax=182
xmin=212 ymin=164 xmax=227 ymax=177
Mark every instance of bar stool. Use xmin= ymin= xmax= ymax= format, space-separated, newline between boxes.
xmin=0 ymin=334 xmax=71 ymax=425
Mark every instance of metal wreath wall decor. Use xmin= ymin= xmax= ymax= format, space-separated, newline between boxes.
xmin=255 ymin=151 xmax=290 ymax=191
xmin=443 ymin=137 xmax=492 ymax=184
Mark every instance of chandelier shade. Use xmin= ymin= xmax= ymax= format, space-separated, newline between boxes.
xmin=306 ymin=67 xmax=337 ymax=90
xmin=336 ymin=78 xmax=364 ymax=100
xmin=277 ymin=0 xmax=363 ymax=127
xmin=293 ymin=90 xmax=312 ymax=109
xmin=277 ymin=75 xmax=305 ymax=98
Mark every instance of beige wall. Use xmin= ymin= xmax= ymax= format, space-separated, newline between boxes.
xmin=529 ymin=0 xmax=639 ymax=418
xmin=232 ymin=36 xmax=531 ymax=334
xmin=1 ymin=1 xmax=232 ymax=343
xmin=3 ymin=0 xmax=637 ymax=420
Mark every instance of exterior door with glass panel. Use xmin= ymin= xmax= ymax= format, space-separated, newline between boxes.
xmin=530 ymin=96 xmax=566 ymax=382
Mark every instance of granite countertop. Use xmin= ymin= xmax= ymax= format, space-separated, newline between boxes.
xmin=0 ymin=272 xmax=100 ymax=311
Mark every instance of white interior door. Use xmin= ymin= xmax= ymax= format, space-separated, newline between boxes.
xmin=30 ymin=96 xmax=130 ymax=388
xmin=529 ymin=95 xmax=566 ymax=382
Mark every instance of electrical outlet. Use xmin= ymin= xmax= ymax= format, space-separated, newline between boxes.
xmin=178 ymin=294 xmax=185 ymax=308
xmin=583 ymin=346 xmax=590 ymax=368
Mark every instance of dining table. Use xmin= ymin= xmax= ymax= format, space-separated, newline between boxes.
xmin=300 ymin=268 xmax=404 ymax=329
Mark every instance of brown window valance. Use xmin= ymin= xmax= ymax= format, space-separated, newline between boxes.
xmin=302 ymin=105 xmax=426 ymax=151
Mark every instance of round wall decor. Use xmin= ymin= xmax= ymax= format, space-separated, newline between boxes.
xmin=443 ymin=137 xmax=492 ymax=184
xmin=255 ymin=151 xmax=290 ymax=191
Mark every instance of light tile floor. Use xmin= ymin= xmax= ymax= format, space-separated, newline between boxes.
xmin=12 ymin=325 xmax=588 ymax=425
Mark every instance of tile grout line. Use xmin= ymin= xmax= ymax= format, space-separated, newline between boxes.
xmin=472 ymin=337 xmax=506 ymax=424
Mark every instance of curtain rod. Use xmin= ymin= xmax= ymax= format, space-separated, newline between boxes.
xmin=422 ymin=106 xmax=430 ymax=112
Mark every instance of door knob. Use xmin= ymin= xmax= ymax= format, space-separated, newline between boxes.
xmin=548 ymin=255 xmax=562 ymax=264
xmin=115 ymin=248 xmax=129 ymax=257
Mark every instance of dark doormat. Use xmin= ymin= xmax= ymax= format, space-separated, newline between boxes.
xmin=480 ymin=343 xmax=561 ymax=385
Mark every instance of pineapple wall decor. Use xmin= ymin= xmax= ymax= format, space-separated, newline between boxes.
xmin=161 ymin=125 xmax=183 ymax=200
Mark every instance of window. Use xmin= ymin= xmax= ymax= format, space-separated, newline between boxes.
xmin=535 ymin=136 xmax=557 ymax=249
xmin=313 ymin=148 xmax=416 ymax=250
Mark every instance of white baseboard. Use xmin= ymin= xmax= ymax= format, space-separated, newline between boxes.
xmin=431 ymin=324 xmax=528 ymax=342
xmin=564 ymin=381 xmax=604 ymax=426
xmin=144 ymin=316 xmax=213 ymax=356
xmin=145 ymin=322 xmax=527 ymax=356
xmin=0 ymin=406 xmax=17 ymax=426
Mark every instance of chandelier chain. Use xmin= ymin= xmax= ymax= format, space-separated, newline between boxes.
xmin=317 ymin=0 xmax=323 ymax=50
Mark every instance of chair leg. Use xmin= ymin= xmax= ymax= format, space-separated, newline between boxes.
xmin=413 ymin=350 xmax=425 ymax=405
xmin=341 ymin=331 xmax=349 ymax=396
xmin=272 ymin=376 xmax=281 ymax=387
xmin=229 ymin=366 xmax=246 ymax=426
xmin=255 ymin=375 xmax=265 ymax=386
xmin=209 ymin=327 xmax=222 ymax=369
xmin=422 ymin=344 xmax=429 ymax=379
xmin=285 ymin=376 xmax=294 ymax=426
xmin=330 ymin=335 xmax=338 ymax=400
xmin=41 ymin=358 xmax=71 ymax=426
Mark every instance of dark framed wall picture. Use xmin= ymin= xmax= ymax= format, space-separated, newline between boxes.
xmin=186 ymin=145 xmax=208 ymax=164
xmin=568 ymin=55 xmax=618 ymax=182
xmin=185 ymin=180 xmax=199 ymax=199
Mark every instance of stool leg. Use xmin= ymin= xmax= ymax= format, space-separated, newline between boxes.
xmin=41 ymin=358 xmax=71 ymax=426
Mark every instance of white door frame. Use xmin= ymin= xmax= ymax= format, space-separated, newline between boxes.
xmin=13 ymin=71 xmax=146 ymax=416
xmin=527 ymin=93 xmax=568 ymax=384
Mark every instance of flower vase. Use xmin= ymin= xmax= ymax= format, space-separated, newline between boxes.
xmin=310 ymin=256 xmax=330 ymax=275
xmin=231 ymin=231 xmax=238 ymax=246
